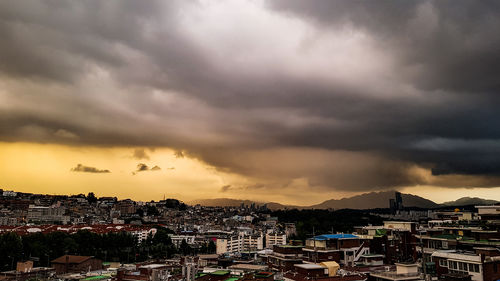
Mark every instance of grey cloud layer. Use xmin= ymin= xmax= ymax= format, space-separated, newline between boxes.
xmin=2 ymin=0 xmax=500 ymax=191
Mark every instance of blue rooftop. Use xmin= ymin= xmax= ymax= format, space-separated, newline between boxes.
xmin=313 ymin=234 xmax=358 ymax=240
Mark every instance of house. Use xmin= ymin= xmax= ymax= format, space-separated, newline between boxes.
xmin=431 ymin=248 xmax=500 ymax=281
xmin=267 ymin=244 xmax=303 ymax=271
xmin=51 ymin=255 xmax=102 ymax=274
xmin=303 ymin=234 xmax=369 ymax=266
xmin=0 ymin=261 xmax=54 ymax=281
xmin=284 ymin=263 xmax=366 ymax=281
xmin=368 ymin=263 xmax=421 ymax=281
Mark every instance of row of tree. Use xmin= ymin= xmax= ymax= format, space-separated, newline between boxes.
xmin=0 ymin=226 xmax=215 ymax=271
xmin=270 ymin=209 xmax=383 ymax=241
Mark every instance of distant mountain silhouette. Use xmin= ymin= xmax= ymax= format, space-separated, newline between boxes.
xmin=190 ymin=190 xmax=439 ymax=210
xmin=442 ymin=197 xmax=499 ymax=206
xmin=308 ymin=190 xmax=438 ymax=209
xmin=188 ymin=198 xmax=264 ymax=207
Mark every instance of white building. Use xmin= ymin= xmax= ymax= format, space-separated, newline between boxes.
xmin=432 ymin=250 xmax=483 ymax=281
xmin=476 ymin=205 xmax=500 ymax=223
xmin=265 ymin=233 xmax=286 ymax=248
xmin=27 ymin=205 xmax=69 ymax=224
xmin=2 ymin=191 xmax=17 ymax=197
xmin=369 ymin=263 xmax=421 ymax=281
xmin=216 ymin=233 xmax=263 ymax=254
xmin=128 ymin=227 xmax=157 ymax=244
xmin=170 ymin=235 xmax=196 ymax=247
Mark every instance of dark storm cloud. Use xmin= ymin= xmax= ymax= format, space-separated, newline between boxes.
xmin=2 ymin=1 xmax=500 ymax=190
xmin=268 ymin=0 xmax=500 ymax=93
xmin=71 ymin=164 xmax=110 ymax=173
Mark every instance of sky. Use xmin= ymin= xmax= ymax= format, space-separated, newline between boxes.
xmin=1 ymin=0 xmax=500 ymax=205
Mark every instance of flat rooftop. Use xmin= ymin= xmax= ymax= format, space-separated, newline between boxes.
xmin=295 ymin=264 xmax=325 ymax=270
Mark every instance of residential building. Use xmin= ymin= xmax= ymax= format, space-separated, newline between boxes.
xmin=51 ymin=255 xmax=102 ymax=274
xmin=216 ymin=233 xmax=263 ymax=254
xmin=171 ymin=235 xmax=197 ymax=247
xmin=432 ymin=248 xmax=500 ymax=281
xmin=303 ymin=234 xmax=370 ymax=266
xmin=369 ymin=263 xmax=421 ymax=281
xmin=267 ymin=244 xmax=303 ymax=271
xmin=265 ymin=233 xmax=286 ymax=248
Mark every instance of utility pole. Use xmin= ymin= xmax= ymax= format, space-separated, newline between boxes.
xmin=313 ymin=226 xmax=317 ymax=264
xmin=419 ymin=230 xmax=428 ymax=280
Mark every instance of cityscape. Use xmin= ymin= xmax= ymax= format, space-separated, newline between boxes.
xmin=1 ymin=189 xmax=500 ymax=281
xmin=2 ymin=1 xmax=500 ymax=281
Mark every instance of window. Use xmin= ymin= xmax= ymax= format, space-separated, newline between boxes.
xmin=439 ymin=260 xmax=448 ymax=267
xmin=468 ymin=263 xmax=481 ymax=273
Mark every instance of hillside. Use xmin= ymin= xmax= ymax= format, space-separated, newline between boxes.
xmin=442 ymin=197 xmax=499 ymax=206
xmin=188 ymin=198 xmax=263 ymax=207
xmin=308 ymin=190 xmax=439 ymax=209
xmin=191 ymin=190 xmax=439 ymax=210
xmin=188 ymin=198 xmax=294 ymax=210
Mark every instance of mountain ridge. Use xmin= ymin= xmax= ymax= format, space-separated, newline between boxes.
xmin=442 ymin=197 xmax=499 ymax=206
xmin=189 ymin=191 xmax=498 ymax=210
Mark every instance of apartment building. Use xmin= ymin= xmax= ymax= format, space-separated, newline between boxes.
xmin=216 ymin=233 xmax=263 ymax=254
xmin=431 ymin=248 xmax=500 ymax=281
xmin=303 ymin=234 xmax=370 ymax=266
xmin=27 ymin=205 xmax=69 ymax=224
xmin=267 ymin=244 xmax=303 ymax=271
xmin=476 ymin=205 xmax=500 ymax=223
xmin=170 ymin=235 xmax=197 ymax=247
xmin=265 ymin=232 xmax=286 ymax=248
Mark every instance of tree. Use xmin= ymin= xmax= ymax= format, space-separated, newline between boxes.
xmin=146 ymin=205 xmax=160 ymax=216
xmin=135 ymin=208 xmax=144 ymax=217
xmin=180 ymin=239 xmax=191 ymax=256
xmin=0 ymin=232 xmax=23 ymax=270
xmin=87 ymin=192 xmax=97 ymax=204
xmin=208 ymin=240 xmax=216 ymax=254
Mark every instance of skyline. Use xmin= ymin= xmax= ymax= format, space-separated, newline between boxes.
xmin=2 ymin=142 xmax=500 ymax=205
xmin=2 ymin=1 xmax=500 ymax=204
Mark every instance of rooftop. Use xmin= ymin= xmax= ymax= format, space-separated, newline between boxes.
xmin=313 ymin=234 xmax=358 ymax=240
xmin=81 ymin=275 xmax=111 ymax=281
xmin=51 ymin=255 xmax=93 ymax=264
xmin=295 ymin=264 xmax=325 ymax=270
xmin=211 ymin=270 xmax=230 ymax=276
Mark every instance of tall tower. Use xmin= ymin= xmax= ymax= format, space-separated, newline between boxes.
xmin=395 ymin=192 xmax=403 ymax=210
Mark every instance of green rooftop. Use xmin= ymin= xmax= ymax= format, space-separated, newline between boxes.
xmin=211 ymin=270 xmax=230 ymax=276
xmin=81 ymin=275 xmax=110 ymax=281
xmin=433 ymin=234 xmax=461 ymax=240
